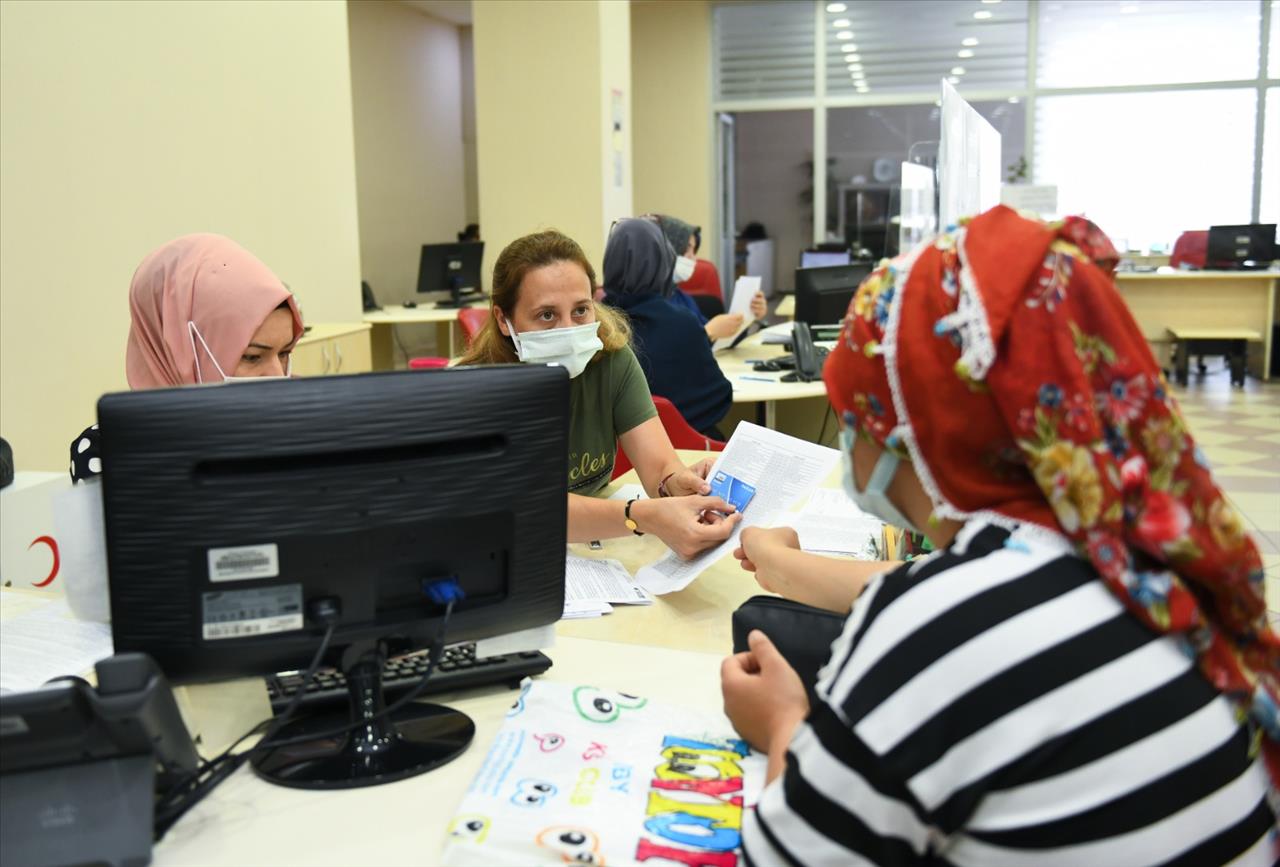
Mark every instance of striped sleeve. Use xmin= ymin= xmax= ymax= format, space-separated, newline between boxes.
xmin=743 ymin=522 xmax=1278 ymax=866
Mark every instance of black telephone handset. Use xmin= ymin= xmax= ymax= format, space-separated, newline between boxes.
xmin=786 ymin=321 xmax=822 ymax=382
xmin=361 ymin=280 xmax=381 ymax=312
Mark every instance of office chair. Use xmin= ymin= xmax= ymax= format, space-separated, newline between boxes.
xmin=457 ymin=307 xmax=489 ymax=346
xmin=612 ymin=396 xmax=727 ymax=479
xmin=1170 ymin=230 xmax=1208 ymax=270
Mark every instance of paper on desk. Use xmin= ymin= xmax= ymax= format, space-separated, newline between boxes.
xmin=760 ymin=321 xmax=794 ymax=344
xmin=0 ymin=591 xmax=114 ymax=693
xmin=475 ymin=624 xmax=556 ymax=659
xmin=562 ymin=599 xmax=613 ymax=619
xmin=565 ymin=555 xmax=652 ymax=605
xmin=778 ymin=488 xmax=883 ymax=558
xmin=635 ymin=423 xmax=840 ymax=595
xmin=712 ymin=275 xmax=762 ymax=352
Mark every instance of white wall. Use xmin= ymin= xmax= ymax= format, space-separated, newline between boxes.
xmin=0 ymin=0 xmax=363 ymax=472
xmin=347 ymin=0 xmax=467 ymax=305
xmin=631 ymin=0 xmax=715 ymax=265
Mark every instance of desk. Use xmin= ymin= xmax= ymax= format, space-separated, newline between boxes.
xmin=715 ymin=329 xmax=828 ymax=431
xmin=22 ymin=450 xmax=851 ymax=865
xmin=1113 ymin=271 xmax=1277 ymax=380
xmin=363 ymin=296 xmax=488 ymax=370
xmin=292 ymin=323 xmax=372 ymax=377
xmin=775 ymin=294 xmax=795 ymax=320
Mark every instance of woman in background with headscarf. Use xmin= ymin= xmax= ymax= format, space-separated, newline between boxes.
xmin=603 ymin=219 xmax=733 ymax=439
xmin=723 ymin=206 xmax=1278 ymax=864
xmin=654 ymin=213 xmax=767 ymax=340
xmin=69 ymin=234 xmax=304 ymax=481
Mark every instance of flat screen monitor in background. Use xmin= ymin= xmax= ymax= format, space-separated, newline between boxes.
xmin=418 ymin=241 xmax=484 ymax=308
xmin=98 ymin=365 xmax=568 ymax=789
xmin=938 ymin=79 xmax=1001 ymax=230
xmin=794 ymin=262 xmax=874 ymax=326
xmin=800 ymin=250 xmax=852 ymax=269
xmin=1206 ymin=224 xmax=1278 ymax=269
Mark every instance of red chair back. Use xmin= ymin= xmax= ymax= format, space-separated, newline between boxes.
xmin=1170 ymin=230 xmax=1208 ymax=270
xmin=611 ymin=396 xmax=726 ymax=480
xmin=678 ymin=259 xmax=723 ymax=301
xmin=457 ymin=307 xmax=489 ymax=345
xmin=407 ymin=357 xmax=449 ymax=370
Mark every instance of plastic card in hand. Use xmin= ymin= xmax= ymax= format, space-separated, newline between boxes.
xmin=709 ymin=471 xmax=756 ymax=515
xmin=440 ymin=679 xmax=764 ymax=866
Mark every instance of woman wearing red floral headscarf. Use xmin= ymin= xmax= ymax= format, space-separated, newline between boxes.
xmin=722 ymin=206 xmax=1278 ymax=865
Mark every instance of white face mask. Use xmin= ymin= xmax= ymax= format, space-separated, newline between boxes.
xmin=188 ymin=321 xmax=291 ymax=384
xmin=839 ymin=426 xmax=925 ymax=536
xmin=503 ymin=316 xmax=602 ymax=379
xmin=673 ymin=255 xmax=697 ymax=284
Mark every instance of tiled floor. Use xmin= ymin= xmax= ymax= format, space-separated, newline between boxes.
xmin=1173 ymin=368 xmax=1280 ymax=624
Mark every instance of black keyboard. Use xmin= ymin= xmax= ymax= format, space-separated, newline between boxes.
xmin=264 ymin=643 xmax=552 ymax=714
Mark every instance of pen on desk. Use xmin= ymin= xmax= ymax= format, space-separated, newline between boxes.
xmin=738 ymin=375 xmax=776 ymax=382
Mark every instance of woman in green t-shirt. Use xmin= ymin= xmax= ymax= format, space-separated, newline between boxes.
xmin=458 ymin=230 xmax=739 ymax=559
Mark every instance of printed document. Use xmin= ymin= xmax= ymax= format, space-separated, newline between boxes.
xmin=0 ymin=591 xmax=113 ymax=693
xmin=635 ymin=423 xmax=840 ymax=595
xmin=713 ymin=276 xmax=763 ymax=352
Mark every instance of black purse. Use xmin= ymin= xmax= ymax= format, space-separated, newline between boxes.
xmin=731 ymin=595 xmax=847 ymax=709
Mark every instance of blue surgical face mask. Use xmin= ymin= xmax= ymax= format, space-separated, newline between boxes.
xmin=840 ymin=426 xmax=926 ymax=536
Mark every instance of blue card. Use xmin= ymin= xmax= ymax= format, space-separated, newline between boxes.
xmin=709 ymin=471 xmax=756 ymax=514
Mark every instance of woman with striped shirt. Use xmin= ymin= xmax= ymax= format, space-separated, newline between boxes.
xmin=722 ymin=206 xmax=1278 ymax=865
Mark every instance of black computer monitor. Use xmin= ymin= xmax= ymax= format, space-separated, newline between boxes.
xmin=794 ymin=262 xmax=873 ymax=326
xmin=1206 ymin=224 xmax=1278 ymax=269
xmin=98 ymin=365 xmax=567 ymax=789
xmin=418 ymin=241 xmax=484 ymax=308
xmin=799 ymin=249 xmax=851 ymax=269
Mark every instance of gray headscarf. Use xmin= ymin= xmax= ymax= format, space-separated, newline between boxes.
xmin=656 ymin=215 xmax=699 ymax=259
xmin=603 ymin=218 xmax=677 ymax=300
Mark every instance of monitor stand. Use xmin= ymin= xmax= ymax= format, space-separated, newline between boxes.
xmin=433 ymin=276 xmax=482 ymax=309
xmin=250 ymin=641 xmax=474 ymax=790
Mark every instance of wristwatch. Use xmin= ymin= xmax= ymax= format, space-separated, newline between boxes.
xmin=624 ymin=498 xmax=644 ymax=536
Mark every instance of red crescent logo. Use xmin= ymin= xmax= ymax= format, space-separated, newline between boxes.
xmin=28 ymin=536 xmax=60 ymax=587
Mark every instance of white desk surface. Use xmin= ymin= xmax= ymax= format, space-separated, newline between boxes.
xmin=715 ymin=327 xmax=828 ymax=406
xmin=295 ymin=322 xmax=373 ymax=345
xmin=153 ymin=638 xmax=728 ymax=867
xmin=1113 ymin=269 xmax=1279 ymax=283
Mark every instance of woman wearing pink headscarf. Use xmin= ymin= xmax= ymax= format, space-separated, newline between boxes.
xmin=69 ymin=234 xmax=304 ymax=481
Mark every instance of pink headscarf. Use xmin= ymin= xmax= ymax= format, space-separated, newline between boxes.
xmin=125 ymin=234 xmax=304 ymax=388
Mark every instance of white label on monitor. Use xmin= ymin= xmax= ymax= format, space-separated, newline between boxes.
xmin=207 ymin=543 xmax=279 ymax=582
xmin=202 ymin=584 xmax=302 ymax=641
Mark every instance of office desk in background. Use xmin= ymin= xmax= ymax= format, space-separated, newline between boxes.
xmin=716 ymin=328 xmax=828 ymax=431
xmin=362 ymin=295 xmax=488 ymax=370
xmin=1113 ymin=271 xmax=1278 ymax=380
xmin=778 ymin=270 xmax=1278 ymax=380
xmin=291 ymin=323 xmax=372 ymax=377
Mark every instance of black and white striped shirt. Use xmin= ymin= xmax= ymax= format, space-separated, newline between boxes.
xmin=744 ymin=520 xmax=1278 ymax=866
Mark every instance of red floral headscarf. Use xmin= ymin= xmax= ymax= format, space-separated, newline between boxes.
xmin=824 ymin=205 xmax=1279 ymax=792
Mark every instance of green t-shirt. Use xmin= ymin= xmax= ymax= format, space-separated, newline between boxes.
xmin=567 ymin=346 xmax=657 ymax=496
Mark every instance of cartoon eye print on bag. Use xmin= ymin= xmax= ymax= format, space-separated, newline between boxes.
xmin=506 ymin=680 xmax=533 ymax=717
xmin=536 ymin=826 xmax=606 ymax=865
xmin=510 ymin=778 xmax=558 ymax=807
xmin=534 ymin=732 xmax=566 ymax=752
xmin=446 ymin=814 xmax=491 ymax=844
xmin=572 ymin=686 xmax=647 ymax=723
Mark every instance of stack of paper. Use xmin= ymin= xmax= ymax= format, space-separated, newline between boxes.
xmin=779 ymin=488 xmax=883 ymax=559
xmin=561 ymin=555 xmax=653 ymax=620
xmin=0 ymin=591 xmax=114 ymax=693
